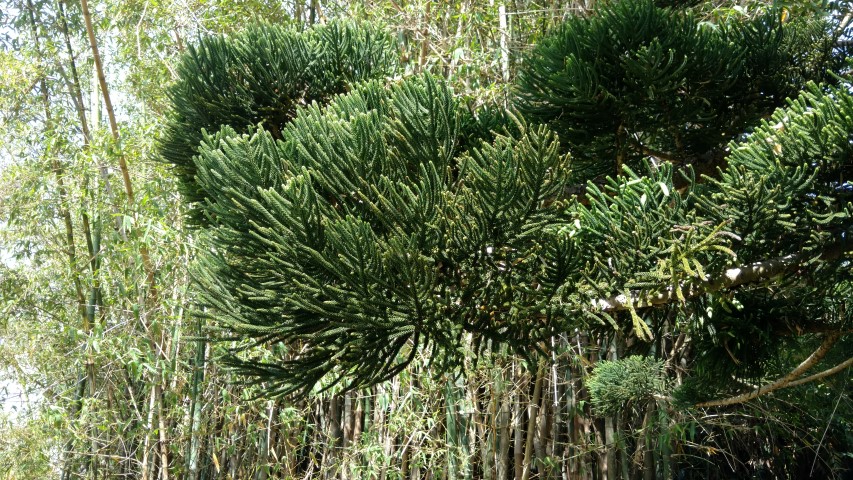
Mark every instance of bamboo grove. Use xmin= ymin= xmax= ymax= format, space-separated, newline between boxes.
xmin=0 ymin=0 xmax=851 ymax=479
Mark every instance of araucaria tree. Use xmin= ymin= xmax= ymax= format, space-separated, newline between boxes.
xmin=165 ymin=2 xmax=852 ymax=477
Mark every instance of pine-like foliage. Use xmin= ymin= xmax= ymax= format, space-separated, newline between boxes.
xmin=680 ymin=81 xmax=853 ymax=397
xmin=587 ymin=356 xmax=666 ymax=415
xmin=516 ymin=0 xmax=847 ymax=181
xmin=570 ymin=81 xmax=852 ymax=399
xmin=171 ymin=5 xmax=851 ymax=401
xmin=191 ymin=75 xmax=574 ymax=395
xmin=189 ymin=77 xmax=852 ymax=398
xmin=160 ymin=21 xmax=397 ymax=223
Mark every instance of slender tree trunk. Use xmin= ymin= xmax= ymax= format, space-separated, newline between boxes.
xmin=498 ymin=2 xmax=510 ymax=83
xmin=536 ymin=374 xmax=552 ymax=476
xmin=353 ymin=391 xmax=364 ymax=446
xmin=522 ymin=363 xmax=544 ymax=480
xmin=513 ymin=364 xmax=524 ymax=480
xmin=375 ymin=384 xmax=387 ymax=480
xmin=631 ymin=403 xmax=656 ymax=480
xmin=549 ymin=339 xmax=564 ymax=479
xmin=186 ymin=323 xmax=206 ymax=480
xmin=495 ymin=366 xmax=511 ymax=480
xmin=80 ymin=0 xmax=159 ymax=303
xmin=141 ymin=381 xmax=158 ymax=480
xmin=26 ymin=0 xmax=87 ymax=346
xmin=157 ymin=383 xmax=170 ymax=480
xmin=343 ymin=391 xmax=353 ymax=449
xmin=57 ymin=0 xmax=110 ymax=275
xmin=472 ymin=375 xmax=493 ymax=480
xmin=255 ymin=400 xmax=275 ymax=480
xmin=447 ymin=1 xmax=467 ymax=81
xmin=418 ymin=1 xmax=432 ymax=71
xmin=229 ymin=416 xmax=239 ymax=479
xmin=80 ymin=0 xmax=131 ymax=201
xmin=328 ymin=394 xmax=342 ymax=477
xmin=56 ymin=1 xmax=89 ymax=140
xmin=310 ymin=0 xmax=323 ymax=24
xmin=572 ymin=331 xmax=595 ymax=480
xmin=60 ymin=375 xmax=87 ymax=480
xmin=605 ymin=339 xmax=619 ymax=479
xmin=295 ymin=0 xmax=304 ymax=25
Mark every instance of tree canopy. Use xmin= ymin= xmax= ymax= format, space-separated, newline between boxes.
xmin=169 ymin=0 xmax=852 ymax=408
xmin=161 ymin=20 xmax=398 ymax=223
xmin=2 ymin=0 xmax=851 ymax=477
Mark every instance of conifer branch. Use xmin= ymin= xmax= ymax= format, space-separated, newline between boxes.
xmin=785 ymin=356 xmax=853 ymax=388
xmin=694 ymin=332 xmax=842 ymax=408
xmin=627 ymin=138 xmax=681 ymax=164
xmin=593 ymin=235 xmax=850 ymax=313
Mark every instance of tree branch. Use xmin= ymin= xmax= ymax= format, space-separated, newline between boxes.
xmin=694 ymin=333 xmax=841 ymax=408
xmin=786 ymin=356 xmax=853 ymax=388
xmin=592 ymin=235 xmax=850 ymax=313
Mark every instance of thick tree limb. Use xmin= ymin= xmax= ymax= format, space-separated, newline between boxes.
xmin=786 ymin=356 xmax=853 ymax=388
xmin=592 ymin=237 xmax=850 ymax=313
xmin=694 ymin=333 xmax=841 ymax=408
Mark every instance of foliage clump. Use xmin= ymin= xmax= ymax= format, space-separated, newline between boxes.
xmin=516 ymin=0 xmax=847 ymax=181
xmin=587 ymin=356 xmax=667 ymax=416
xmin=172 ymin=4 xmax=852 ymax=403
xmin=161 ymin=21 xmax=398 ymax=223
xmin=191 ymin=75 xmax=574 ymax=395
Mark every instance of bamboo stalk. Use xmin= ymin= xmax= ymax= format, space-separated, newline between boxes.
xmin=24 ymin=4 xmax=101 ymax=476
xmin=513 ymin=363 xmax=524 ymax=480
xmin=80 ymin=0 xmax=131 ymax=202
xmin=254 ymin=400 xmax=275 ymax=480
xmin=80 ymin=0 xmax=159 ymax=307
xmin=604 ymin=339 xmax=618 ymax=479
xmin=140 ymin=382 xmax=158 ymax=480
xmin=25 ymin=0 xmax=88 ymax=341
xmin=186 ymin=319 xmax=206 ymax=480
xmin=418 ymin=1 xmax=432 ymax=71
xmin=57 ymin=0 xmax=112 ymax=312
xmin=495 ymin=365 xmax=511 ymax=480
xmin=535 ymin=370 xmax=551 ymax=463
xmin=521 ymin=363 xmax=544 ymax=480
xmin=498 ymin=2 xmax=510 ymax=83
xmin=343 ymin=391 xmax=353 ymax=449
xmin=158 ymin=383 xmax=169 ymax=480
xmin=604 ymin=416 xmax=616 ymax=480
xmin=353 ymin=391 xmax=364 ymax=447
